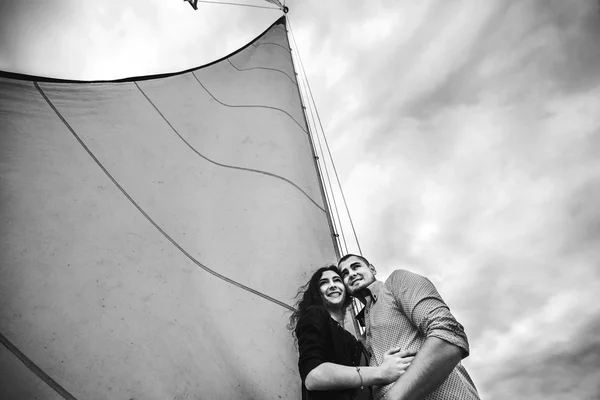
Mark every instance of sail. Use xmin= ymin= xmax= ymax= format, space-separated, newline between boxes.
xmin=0 ymin=17 xmax=337 ymax=400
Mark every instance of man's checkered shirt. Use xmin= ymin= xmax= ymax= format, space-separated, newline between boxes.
xmin=360 ymin=270 xmax=480 ymax=400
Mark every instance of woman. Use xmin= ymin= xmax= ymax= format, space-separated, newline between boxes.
xmin=289 ymin=265 xmax=413 ymax=400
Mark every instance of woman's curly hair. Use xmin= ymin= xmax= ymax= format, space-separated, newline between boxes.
xmin=287 ymin=265 xmax=352 ymax=341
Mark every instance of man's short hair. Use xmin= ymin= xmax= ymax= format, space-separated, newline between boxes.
xmin=338 ymin=253 xmax=371 ymax=267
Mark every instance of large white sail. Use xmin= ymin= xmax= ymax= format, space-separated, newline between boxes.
xmin=0 ymin=17 xmax=338 ymax=399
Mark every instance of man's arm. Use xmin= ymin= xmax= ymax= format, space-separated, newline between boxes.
xmin=383 ymin=270 xmax=471 ymax=400
xmin=383 ymin=337 xmax=462 ymax=400
xmin=297 ymin=307 xmax=414 ymax=392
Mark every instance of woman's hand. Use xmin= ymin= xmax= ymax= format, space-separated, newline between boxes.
xmin=377 ymin=347 xmax=416 ymax=384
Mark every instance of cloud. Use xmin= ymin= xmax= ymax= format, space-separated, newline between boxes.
xmin=292 ymin=0 xmax=600 ymax=398
xmin=484 ymin=316 xmax=600 ymax=399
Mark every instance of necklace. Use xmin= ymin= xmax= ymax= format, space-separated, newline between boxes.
xmin=328 ymin=308 xmax=346 ymax=329
xmin=336 ymin=311 xmax=345 ymax=329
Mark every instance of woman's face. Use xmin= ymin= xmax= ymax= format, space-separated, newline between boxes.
xmin=318 ymin=270 xmax=346 ymax=310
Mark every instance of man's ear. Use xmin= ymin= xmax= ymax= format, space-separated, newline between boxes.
xmin=369 ymin=264 xmax=377 ymax=275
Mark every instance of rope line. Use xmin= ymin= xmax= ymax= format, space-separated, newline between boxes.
xmin=288 ymin=24 xmax=348 ymax=255
xmin=227 ymin=59 xmax=297 ymax=84
xmin=34 ymin=82 xmax=296 ymax=314
xmin=262 ymin=0 xmax=283 ymax=8
xmin=191 ymin=71 xmax=307 ymax=134
xmin=293 ymin=72 xmax=342 ymax=252
xmin=295 ymin=67 xmax=348 ymax=254
xmin=283 ymin=21 xmax=344 ymax=255
xmin=0 ymin=331 xmax=79 ymax=400
xmin=288 ymin=19 xmax=363 ymax=256
xmin=308 ymin=89 xmax=348 ymax=254
xmin=304 ymin=90 xmax=345 ymax=253
xmin=195 ymin=0 xmax=280 ymax=10
xmin=134 ymin=82 xmax=325 ymax=213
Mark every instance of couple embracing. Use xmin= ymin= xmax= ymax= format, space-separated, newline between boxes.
xmin=289 ymin=254 xmax=480 ymax=400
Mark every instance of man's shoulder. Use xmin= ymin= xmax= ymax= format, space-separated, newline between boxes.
xmin=384 ymin=269 xmax=432 ymax=291
xmin=385 ymin=268 xmax=425 ymax=282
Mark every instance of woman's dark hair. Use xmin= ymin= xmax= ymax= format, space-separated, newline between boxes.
xmin=287 ymin=265 xmax=351 ymax=337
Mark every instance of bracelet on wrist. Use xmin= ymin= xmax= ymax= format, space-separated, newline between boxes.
xmin=355 ymin=366 xmax=364 ymax=389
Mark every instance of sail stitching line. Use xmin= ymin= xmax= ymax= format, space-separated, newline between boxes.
xmin=134 ymin=82 xmax=325 ymax=212
xmin=227 ymin=59 xmax=297 ymax=84
xmin=271 ymin=25 xmax=287 ymax=33
xmin=191 ymin=71 xmax=307 ymax=134
xmin=251 ymin=42 xmax=291 ymax=53
xmin=0 ymin=332 xmax=79 ymax=400
xmin=34 ymin=82 xmax=296 ymax=314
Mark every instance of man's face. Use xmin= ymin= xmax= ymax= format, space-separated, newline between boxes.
xmin=338 ymin=256 xmax=376 ymax=295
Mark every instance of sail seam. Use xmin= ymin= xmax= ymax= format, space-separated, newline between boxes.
xmin=134 ymin=82 xmax=326 ymax=212
xmin=192 ymin=71 xmax=307 ymax=134
xmin=34 ymin=82 xmax=296 ymax=314
xmin=227 ymin=59 xmax=297 ymax=84
xmin=0 ymin=332 xmax=79 ymax=400
xmin=252 ymin=42 xmax=291 ymax=53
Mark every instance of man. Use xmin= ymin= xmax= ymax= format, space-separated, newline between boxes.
xmin=338 ymin=254 xmax=480 ymax=400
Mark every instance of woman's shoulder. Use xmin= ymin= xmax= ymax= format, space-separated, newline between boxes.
xmin=296 ymin=305 xmax=330 ymax=327
xmin=301 ymin=305 xmax=330 ymax=319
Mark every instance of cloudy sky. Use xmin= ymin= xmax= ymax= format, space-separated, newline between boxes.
xmin=1 ymin=1 xmax=599 ymax=399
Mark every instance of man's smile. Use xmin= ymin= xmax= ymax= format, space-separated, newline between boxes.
xmin=349 ymin=276 xmax=363 ymax=286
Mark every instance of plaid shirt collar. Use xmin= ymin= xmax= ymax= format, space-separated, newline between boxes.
xmin=355 ymin=280 xmax=383 ymax=328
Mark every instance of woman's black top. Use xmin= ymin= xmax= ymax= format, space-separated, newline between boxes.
xmin=296 ymin=305 xmax=369 ymax=400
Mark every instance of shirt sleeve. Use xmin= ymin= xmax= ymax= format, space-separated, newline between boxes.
xmin=386 ymin=270 xmax=470 ymax=358
xmin=295 ymin=306 xmax=330 ymax=384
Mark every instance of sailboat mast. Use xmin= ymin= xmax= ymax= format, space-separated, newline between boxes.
xmin=284 ymin=16 xmax=342 ymax=260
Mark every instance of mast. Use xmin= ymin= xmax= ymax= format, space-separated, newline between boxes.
xmin=284 ymin=16 xmax=342 ymax=260
xmin=284 ymin=14 xmax=366 ymax=338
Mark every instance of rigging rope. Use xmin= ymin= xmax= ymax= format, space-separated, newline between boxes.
xmin=300 ymin=74 xmax=348 ymax=254
xmin=287 ymin=18 xmax=363 ymax=256
xmin=298 ymin=64 xmax=349 ymax=255
xmin=285 ymin=41 xmax=344 ymax=254
xmin=0 ymin=331 xmax=79 ymax=400
xmin=287 ymin=20 xmax=348 ymax=255
xmin=195 ymin=0 xmax=280 ymax=10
